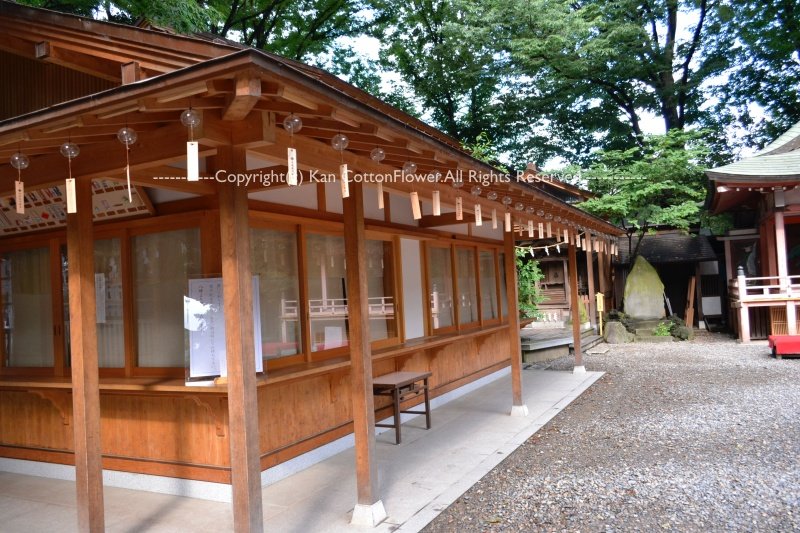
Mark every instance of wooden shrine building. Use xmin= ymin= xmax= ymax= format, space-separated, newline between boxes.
xmin=707 ymin=120 xmax=800 ymax=341
xmin=0 ymin=2 xmax=622 ymax=531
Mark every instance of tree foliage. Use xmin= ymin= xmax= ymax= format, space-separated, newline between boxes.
xmin=713 ymin=0 xmax=800 ymax=148
xmin=515 ymin=247 xmax=545 ymax=318
xmin=574 ymin=130 xmax=719 ymax=259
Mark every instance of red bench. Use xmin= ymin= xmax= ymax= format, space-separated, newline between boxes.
xmin=768 ymin=335 xmax=800 ymax=358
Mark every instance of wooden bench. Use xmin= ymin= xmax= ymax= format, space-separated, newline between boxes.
xmin=372 ymin=371 xmax=432 ymax=444
xmin=768 ymin=335 xmax=800 ymax=359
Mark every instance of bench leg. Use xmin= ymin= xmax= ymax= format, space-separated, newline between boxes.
xmin=393 ymin=388 xmax=401 ymax=444
xmin=423 ymin=378 xmax=431 ymax=430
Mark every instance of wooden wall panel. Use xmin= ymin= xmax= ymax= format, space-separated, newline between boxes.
xmin=0 ymin=51 xmax=116 ymax=121
xmin=0 ymin=329 xmax=512 ymax=482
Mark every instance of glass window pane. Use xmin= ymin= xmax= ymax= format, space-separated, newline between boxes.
xmin=63 ymin=239 xmax=125 ymax=368
xmin=134 ymin=228 xmax=201 ymax=367
xmin=456 ymin=248 xmax=478 ymax=325
xmin=427 ymin=246 xmax=454 ymax=329
xmin=95 ymin=239 xmax=125 ymax=367
xmin=366 ymin=240 xmax=397 ymax=342
xmin=499 ymin=252 xmax=509 ymax=317
xmin=250 ymin=228 xmax=302 ymax=359
xmin=479 ymin=251 xmax=498 ymax=320
xmin=306 ymin=234 xmax=348 ymax=352
xmin=2 ymin=247 xmax=53 ymax=367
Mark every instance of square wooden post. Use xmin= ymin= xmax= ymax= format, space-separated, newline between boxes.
xmin=66 ymin=177 xmax=105 ymax=532
xmin=503 ymin=230 xmax=527 ymax=416
xmin=343 ymin=182 xmax=387 ymax=526
xmin=774 ymin=210 xmax=796 ymax=335
xmin=568 ymin=236 xmax=584 ymax=373
xmin=585 ymin=238 xmax=597 ymax=329
xmin=218 ymin=148 xmax=264 ymax=533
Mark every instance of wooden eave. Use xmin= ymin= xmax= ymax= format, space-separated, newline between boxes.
xmin=0 ymin=0 xmax=234 ymax=82
xmin=0 ymin=48 xmax=622 ymax=238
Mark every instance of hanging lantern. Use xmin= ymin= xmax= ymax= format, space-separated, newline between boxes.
xmin=370 ymin=147 xmax=386 ymax=209
xmin=526 ymin=205 xmax=535 ymax=216
xmin=60 ymin=142 xmax=80 ymax=213
xmin=502 ymin=196 xmax=513 ymax=232
xmin=432 ymin=170 xmax=442 ymax=216
xmin=117 ymin=127 xmax=138 ymax=202
xmin=331 ymin=133 xmax=350 ymax=198
xmin=402 ymin=161 xmax=417 ymax=176
xmin=283 ymin=114 xmax=303 ymax=186
xmin=410 ymin=191 xmax=422 ymax=220
xmin=10 ymin=152 xmax=29 ymax=215
xmin=452 ymin=175 xmax=464 ymax=220
xmin=514 ymin=202 xmax=524 ymax=212
xmin=470 ymin=185 xmax=482 ymax=226
xmin=181 ymin=109 xmax=202 ymax=182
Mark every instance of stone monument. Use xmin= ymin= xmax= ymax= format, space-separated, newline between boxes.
xmin=623 ymin=256 xmax=665 ymax=319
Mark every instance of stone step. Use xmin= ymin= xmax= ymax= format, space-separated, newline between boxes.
xmin=571 ymin=335 xmax=603 ymax=350
xmin=635 ymin=334 xmax=674 ymax=343
xmin=635 ymin=327 xmax=667 ymax=336
xmin=632 ymin=319 xmax=664 ymax=329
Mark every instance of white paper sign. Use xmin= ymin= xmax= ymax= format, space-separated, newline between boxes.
xmin=185 ymin=276 xmax=263 ymax=379
xmin=287 ymin=147 xmax=298 ymax=185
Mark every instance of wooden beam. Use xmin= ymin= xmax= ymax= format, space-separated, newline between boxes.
xmin=276 ymin=85 xmax=318 ymax=110
xmin=36 ymin=41 xmax=122 ymax=82
xmin=568 ymin=237 xmax=584 ymax=370
xmin=217 ymin=147 xmax=264 ymax=533
xmin=343 ymin=182 xmax=386 ymax=526
xmin=223 ymin=76 xmax=262 ymax=121
xmin=101 ymin=165 xmax=216 ymax=195
xmin=504 ymin=229 xmax=526 ymax=413
xmin=67 ymin=177 xmax=105 ymax=532
xmin=330 ymin=108 xmax=361 ymax=128
xmin=120 ymin=61 xmax=142 ymax=84
xmin=0 ymin=123 xmax=216 ymax=195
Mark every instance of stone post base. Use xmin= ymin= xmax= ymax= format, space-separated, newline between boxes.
xmin=573 ymin=365 xmax=587 ymax=374
xmin=351 ymin=501 xmax=388 ymax=527
xmin=510 ymin=404 xmax=529 ymax=417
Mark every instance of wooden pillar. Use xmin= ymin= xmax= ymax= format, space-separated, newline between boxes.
xmin=774 ymin=210 xmax=796 ymax=334
xmin=503 ymin=229 xmax=527 ymax=416
xmin=585 ymin=241 xmax=597 ymax=329
xmin=343 ymin=182 xmax=387 ymax=526
xmin=67 ymin=177 xmax=105 ymax=532
xmin=737 ymin=270 xmax=751 ymax=343
xmin=568 ymin=237 xmax=584 ymax=372
xmin=218 ymin=147 xmax=263 ymax=533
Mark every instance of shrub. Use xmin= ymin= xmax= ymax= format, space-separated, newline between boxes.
xmin=653 ymin=321 xmax=672 ymax=336
xmin=672 ymin=325 xmax=693 ymax=340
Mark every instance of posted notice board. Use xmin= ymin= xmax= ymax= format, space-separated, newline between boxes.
xmin=184 ymin=276 xmax=263 ymax=379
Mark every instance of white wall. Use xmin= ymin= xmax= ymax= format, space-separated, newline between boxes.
xmin=400 ymin=238 xmax=425 ymax=339
xmin=325 ymin=181 xmax=344 ymax=213
xmin=249 ymin=184 xmax=317 ymax=210
xmin=390 ymin=192 xmax=418 ymax=226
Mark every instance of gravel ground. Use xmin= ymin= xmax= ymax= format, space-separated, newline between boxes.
xmin=423 ymin=332 xmax=800 ymax=532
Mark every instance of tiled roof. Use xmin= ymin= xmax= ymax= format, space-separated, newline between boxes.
xmin=614 ymin=232 xmax=717 ymax=265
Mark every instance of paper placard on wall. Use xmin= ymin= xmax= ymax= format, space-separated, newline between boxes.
xmin=185 ymin=276 xmax=263 ymax=380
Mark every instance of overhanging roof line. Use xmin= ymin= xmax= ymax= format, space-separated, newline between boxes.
xmin=0 ymin=48 xmax=622 ymax=235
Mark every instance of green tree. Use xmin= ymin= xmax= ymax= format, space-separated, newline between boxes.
xmin=472 ymin=0 xmax=731 ymax=165
xmin=713 ymin=0 xmax=800 ymax=148
xmin=574 ymin=130 xmax=719 ymax=260
xmin=515 ymin=247 xmax=545 ymax=318
xmin=368 ymin=0 xmax=508 ymax=145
